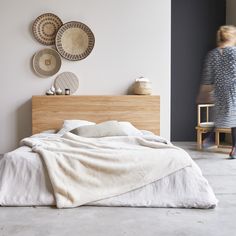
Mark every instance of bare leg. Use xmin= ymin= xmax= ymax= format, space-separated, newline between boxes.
xmin=202 ymin=127 xmax=215 ymax=148
xmin=229 ymin=127 xmax=236 ymax=158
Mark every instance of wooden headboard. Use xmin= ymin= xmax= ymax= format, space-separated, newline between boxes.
xmin=32 ymin=95 xmax=160 ymax=134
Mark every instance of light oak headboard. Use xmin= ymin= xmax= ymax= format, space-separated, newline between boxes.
xmin=32 ymin=95 xmax=160 ymax=135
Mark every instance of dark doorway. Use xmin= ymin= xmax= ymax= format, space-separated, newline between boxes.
xmin=171 ymin=0 xmax=226 ymax=141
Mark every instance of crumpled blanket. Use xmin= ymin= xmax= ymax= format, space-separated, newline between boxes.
xmin=22 ymin=132 xmax=192 ymax=208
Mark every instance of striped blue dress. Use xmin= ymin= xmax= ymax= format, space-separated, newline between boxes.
xmin=202 ymin=46 xmax=236 ymax=128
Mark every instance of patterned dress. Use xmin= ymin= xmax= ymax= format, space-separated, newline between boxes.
xmin=202 ymin=46 xmax=236 ymax=128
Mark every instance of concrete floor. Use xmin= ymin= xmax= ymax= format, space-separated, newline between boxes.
xmin=0 ymin=142 xmax=236 ymax=236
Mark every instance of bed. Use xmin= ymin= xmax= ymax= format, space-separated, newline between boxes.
xmin=0 ymin=96 xmax=218 ymax=208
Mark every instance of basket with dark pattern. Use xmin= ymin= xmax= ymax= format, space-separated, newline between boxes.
xmin=32 ymin=13 xmax=63 ymax=45
xmin=55 ymin=21 xmax=95 ymax=61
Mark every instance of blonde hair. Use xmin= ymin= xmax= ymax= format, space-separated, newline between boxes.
xmin=217 ymin=25 xmax=236 ymax=46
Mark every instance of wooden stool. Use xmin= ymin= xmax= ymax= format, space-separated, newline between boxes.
xmin=196 ymin=104 xmax=215 ymax=149
xmin=196 ymin=104 xmax=231 ymax=149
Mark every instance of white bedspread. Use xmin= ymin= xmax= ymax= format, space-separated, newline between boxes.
xmin=0 ymin=133 xmax=218 ymax=209
xmin=21 ymin=132 xmax=193 ymax=208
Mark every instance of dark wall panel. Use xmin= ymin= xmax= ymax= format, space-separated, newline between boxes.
xmin=171 ymin=0 xmax=226 ymax=141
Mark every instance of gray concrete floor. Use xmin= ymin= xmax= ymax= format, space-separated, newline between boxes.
xmin=0 ymin=142 xmax=236 ymax=236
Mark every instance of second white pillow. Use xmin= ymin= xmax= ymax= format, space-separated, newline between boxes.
xmin=71 ymin=120 xmax=127 ymax=138
xmin=58 ymin=120 xmax=95 ymax=135
xmin=71 ymin=120 xmax=143 ymax=138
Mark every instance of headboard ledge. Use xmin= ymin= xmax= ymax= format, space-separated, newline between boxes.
xmin=32 ymin=95 xmax=160 ymax=135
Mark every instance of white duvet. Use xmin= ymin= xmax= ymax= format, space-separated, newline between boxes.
xmin=0 ymin=133 xmax=218 ymax=208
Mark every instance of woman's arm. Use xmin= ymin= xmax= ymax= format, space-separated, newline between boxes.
xmin=196 ymin=84 xmax=214 ymax=104
xmin=201 ymin=51 xmax=215 ymax=85
xmin=196 ymin=51 xmax=215 ymax=104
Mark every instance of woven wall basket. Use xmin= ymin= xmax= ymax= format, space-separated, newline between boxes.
xmin=33 ymin=48 xmax=61 ymax=77
xmin=32 ymin=13 xmax=63 ymax=45
xmin=55 ymin=21 xmax=95 ymax=61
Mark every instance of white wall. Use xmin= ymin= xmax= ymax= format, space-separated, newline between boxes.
xmin=226 ymin=0 xmax=236 ymax=24
xmin=0 ymin=0 xmax=171 ymax=153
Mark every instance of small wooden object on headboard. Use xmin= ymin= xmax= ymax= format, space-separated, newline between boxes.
xmin=32 ymin=95 xmax=160 ymax=135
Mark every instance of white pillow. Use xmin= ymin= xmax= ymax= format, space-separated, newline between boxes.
xmin=41 ymin=129 xmax=57 ymax=134
xmin=57 ymin=120 xmax=95 ymax=135
xmin=71 ymin=120 xmax=127 ymax=138
xmin=141 ymin=130 xmax=155 ymax=136
xmin=119 ymin=122 xmax=142 ymax=136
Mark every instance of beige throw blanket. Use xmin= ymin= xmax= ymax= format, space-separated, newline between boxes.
xmin=22 ymin=133 xmax=192 ymax=208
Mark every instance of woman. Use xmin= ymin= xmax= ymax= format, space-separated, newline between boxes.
xmin=201 ymin=25 xmax=236 ymax=158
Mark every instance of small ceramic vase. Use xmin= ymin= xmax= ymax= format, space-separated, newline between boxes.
xmin=50 ymin=85 xmax=56 ymax=94
xmin=46 ymin=89 xmax=54 ymax=95
xmin=56 ymin=87 xmax=63 ymax=95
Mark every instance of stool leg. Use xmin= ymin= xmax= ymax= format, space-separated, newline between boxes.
xmin=197 ymin=130 xmax=202 ymax=150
